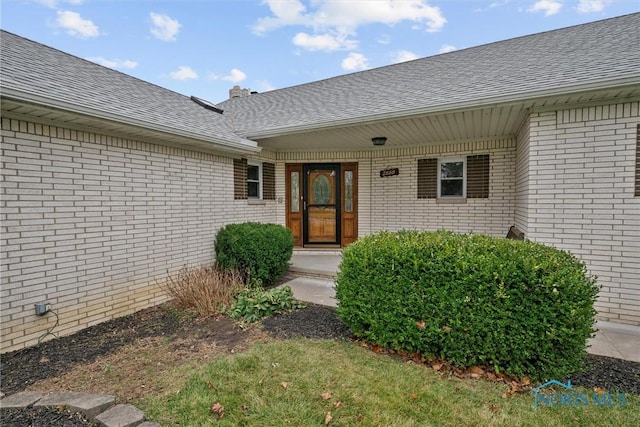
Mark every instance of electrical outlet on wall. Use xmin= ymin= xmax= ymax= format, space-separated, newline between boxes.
xmin=35 ymin=303 xmax=51 ymax=316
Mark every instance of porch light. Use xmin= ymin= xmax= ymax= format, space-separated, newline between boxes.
xmin=371 ymin=136 xmax=387 ymax=146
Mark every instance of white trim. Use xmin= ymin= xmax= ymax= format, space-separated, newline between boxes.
xmin=245 ymin=78 xmax=640 ymax=139
xmin=437 ymin=157 xmax=466 ymax=198
xmin=1 ymin=88 xmax=261 ymax=154
xmin=247 ymin=161 xmax=263 ymax=200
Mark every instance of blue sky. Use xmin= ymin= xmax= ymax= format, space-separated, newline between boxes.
xmin=2 ymin=0 xmax=638 ymax=103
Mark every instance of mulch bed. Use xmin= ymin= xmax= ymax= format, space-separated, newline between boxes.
xmin=1 ymin=302 xmax=638 ymax=426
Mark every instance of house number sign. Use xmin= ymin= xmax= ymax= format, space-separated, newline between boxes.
xmin=379 ymin=168 xmax=399 ymax=178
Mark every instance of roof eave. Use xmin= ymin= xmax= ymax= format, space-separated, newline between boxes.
xmin=1 ymin=87 xmax=261 ymax=155
xmin=244 ymin=76 xmax=640 ymax=139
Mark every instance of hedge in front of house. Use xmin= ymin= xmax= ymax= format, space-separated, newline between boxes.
xmin=215 ymin=222 xmax=294 ymax=285
xmin=335 ymin=230 xmax=599 ymax=380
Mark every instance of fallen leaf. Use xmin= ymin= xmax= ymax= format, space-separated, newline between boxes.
xmin=470 ymin=366 xmax=485 ymax=375
xmin=442 ymin=326 xmax=452 ymax=332
xmin=281 ymin=381 xmax=289 ymax=389
xmin=486 ymin=372 xmax=497 ymax=381
xmin=416 ymin=321 xmax=426 ymax=330
xmin=333 ymin=401 xmax=342 ymax=409
xmin=593 ymin=387 xmax=605 ymax=394
xmin=325 ymin=411 xmax=333 ymax=425
xmin=241 ymin=404 xmax=249 ymax=414
xmin=210 ymin=402 xmax=224 ymax=419
xmin=321 ymin=392 xmax=333 ymax=400
xmin=410 ymin=392 xmax=418 ymax=400
xmin=431 ymin=363 xmax=443 ymax=371
xmin=521 ymin=376 xmax=531 ymax=386
xmin=356 ymin=413 xmax=363 ymax=423
xmin=489 ymin=404 xmax=500 ymax=413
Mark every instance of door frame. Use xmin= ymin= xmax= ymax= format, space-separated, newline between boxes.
xmin=285 ymin=162 xmax=358 ymax=248
xmin=302 ymin=163 xmax=341 ymax=246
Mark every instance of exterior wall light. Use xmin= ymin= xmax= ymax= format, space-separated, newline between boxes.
xmin=371 ymin=137 xmax=387 ymax=146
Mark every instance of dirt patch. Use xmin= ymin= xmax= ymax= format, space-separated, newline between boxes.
xmin=0 ymin=302 xmax=266 ymax=400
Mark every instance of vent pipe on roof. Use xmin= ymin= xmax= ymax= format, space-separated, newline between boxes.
xmin=229 ymin=85 xmax=251 ymax=98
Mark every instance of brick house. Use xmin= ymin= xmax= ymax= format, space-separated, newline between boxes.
xmin=1 ymin=13 xmax=639 ymax=352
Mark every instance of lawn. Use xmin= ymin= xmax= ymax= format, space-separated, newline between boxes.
xmin=143 ymin=339 xmax=639 ymax=427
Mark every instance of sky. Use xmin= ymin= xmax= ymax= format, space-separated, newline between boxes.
xmin=1 ymin=0 xmax=638 ymax=103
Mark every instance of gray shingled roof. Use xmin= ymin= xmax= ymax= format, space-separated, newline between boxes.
xmin=219 ymin=13 xmax=640 ymax=137
xmin=0 ymin=30 xmax=258 ymax=152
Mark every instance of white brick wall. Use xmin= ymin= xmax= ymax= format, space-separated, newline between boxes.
xmin=1 ymin=118 xmax=278 ymax=352
xmin=525 ymin=102 xmax=640 ymax=325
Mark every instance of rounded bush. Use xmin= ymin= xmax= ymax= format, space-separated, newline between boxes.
xmin=215 ymin=222 xmax=294 ymax=285
xmin=335 ymin=230 xmax=599 ymax=380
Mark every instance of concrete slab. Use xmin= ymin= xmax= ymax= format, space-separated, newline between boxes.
xmin=589 ymin=321 xmax=640 ymax=362
xmin=34 ymin=391 xmax=85 ymax=407
xmin=0 ymin=391 xmax=43 ymax=408
xmin=284 ymin=276 xmax=336 ymax=307
xmin=96 ymin=403 xmax=145 ymax=427
xmin=289 ymin=253 xmax=340 ymax=278
xmin=68 ymin=393 xmax=116 ymax=419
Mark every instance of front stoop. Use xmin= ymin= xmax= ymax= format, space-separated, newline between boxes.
xmin=0 ymin=391 xmax=160 ymax=426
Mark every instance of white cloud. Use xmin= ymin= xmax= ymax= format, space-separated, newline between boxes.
xmin=438 ymin=44 xmax=457 ymax=54
xmin=215 ymin=69 xmax=247 ymax=83
xmin=392 ymin=50 xmax=419 ymax=63
xmin=150 ymin=12 xmax=181 ymax=41
xmin=377 ymin=34 xmax=391 ymax=45
xmin=86 ymin=57 xmax=138 ymax=69
xmin=253 ymin=0 xmax=446 ymax=52
xmin=169 ymin=66 xmax=198 ymax=80
xmin=257 ymin=80 xmax=276 ymax=93
xmin=292 ymin=32 xmax=358 ymax=51
xmin=55 ymin=10 xmax=99 ymax=37
xmin=223 ymin=69 xmax=247 ymax=83
xmin=577 ymin=0 xmax=611 ymax=13
xmin=342 ymin=52 xmax=369 ymax=71
xmin=527 ymin=0 xmax=562 ymax=16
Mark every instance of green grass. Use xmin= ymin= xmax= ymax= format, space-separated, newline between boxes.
xmin=144 ymin=339 xmax=639 ymax=427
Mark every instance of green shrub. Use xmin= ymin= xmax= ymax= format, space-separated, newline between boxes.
xmin=215 ymin=222 xmax=294 ymax=285
xmin=228 ymin=285 xmax=306 ymax=323
xmin=335 ymin=230 xmax=599 ymax=380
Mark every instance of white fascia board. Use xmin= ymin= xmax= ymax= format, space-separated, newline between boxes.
xmin=246 ymin=77 xmax=640 ymax=139
xmin=2 ymin=88 xmax=261 ymax=155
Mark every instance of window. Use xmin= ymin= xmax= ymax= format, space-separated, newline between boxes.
xmin=233 ymin=159 xmax=276 ymax=201
xmin=418 ymin=154 xmax=489 ymax=199
xmin=438 ymin=157 xmax=465 ymax=197
xmin=247 ymin=163 xmax=262 ymax=199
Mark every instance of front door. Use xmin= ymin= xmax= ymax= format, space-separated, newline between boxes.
xmin=303 ymin=164 xmax=340 ymax=245
xmin=286 ymin=163 xmax=358 ymax=247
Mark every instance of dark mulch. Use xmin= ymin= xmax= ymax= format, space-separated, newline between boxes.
xmin=1 ymin=302 xmax=638 ymax=426
xmin=0 ymin=406 xmax=101 ymax=427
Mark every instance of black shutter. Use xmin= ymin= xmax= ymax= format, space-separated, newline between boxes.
xmin=467 ymin=154 xmax=489 ymax=199
xmin=263 ymin=162 xmax=276 ymax=200
xmin=233 ymin=158 xmax=247 ymax=200
xmin=417 ymin=158 xmax=437 ymax=199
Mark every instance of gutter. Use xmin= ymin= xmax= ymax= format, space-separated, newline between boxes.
xmin=1 ymin=87 xmax=261 ymax=155
xmin=245 ymin=76 xmax=640 ymax=139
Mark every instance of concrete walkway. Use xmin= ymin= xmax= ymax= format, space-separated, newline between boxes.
xmin=286 ymin=251 xmax=640 ymax=363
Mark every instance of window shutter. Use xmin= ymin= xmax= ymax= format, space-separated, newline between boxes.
xmin=233 ymin=158 xmax=247 ymax=200
xmin=263 ymin=162 xmax=276 ymax=200
xmin=417 ymin=158 xmax=437 ymax=199
xmin=467 ymin=154 xmax=490 ymax=199
xmin=635 ymin=124 xmax=640 ymax=197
